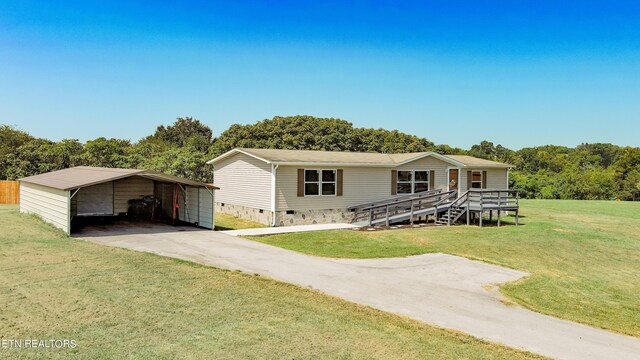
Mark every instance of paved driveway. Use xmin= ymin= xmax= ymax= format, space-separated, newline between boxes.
xmin=79 ymin=225 xmax=640 ymax=360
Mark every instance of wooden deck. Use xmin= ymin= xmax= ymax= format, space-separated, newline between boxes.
xmin=350 ymin=189 xmax=519 ymax=227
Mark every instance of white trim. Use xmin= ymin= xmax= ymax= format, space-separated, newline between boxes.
xmin=395 ymin=152 xmax=466 ymax=167
xmin=446 ymin=167 xmax=461 ymax=193
xmin=271 ymin=163 xmax=279 ymax=226
xmin=396 ymin=169 xmax=430 ymax=194
xmin=271 ymin=161 xmax=394 ymax=167
xmin=469 ymin=170 xmax=483 ymax=189
xmin=207 ymin=148 xmax=514 ymax=168
xmin=303 ymin=169 xmax=337 ymax=197
xmin=66 ymin=190 xmax=71 ymax=235
xmin=279 ymin=161 xmax=512 ymax=168
xmin=207 ymin=149 xmax=272 ymax=165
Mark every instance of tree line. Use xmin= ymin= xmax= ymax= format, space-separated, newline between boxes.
xmin=1 ymin=115 xmax=639 ymax=200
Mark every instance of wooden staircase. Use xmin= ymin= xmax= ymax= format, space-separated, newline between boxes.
xmin=435 ymin=207 xmax=465 ymax=226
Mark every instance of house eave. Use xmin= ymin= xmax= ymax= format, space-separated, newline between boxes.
xmin=274 ymin=162 xmax=395 ymax=167
xmin=394 ymin=152 xmax=467 ymax=167
xmin=207 ymin=149 xmax=273 ymax=165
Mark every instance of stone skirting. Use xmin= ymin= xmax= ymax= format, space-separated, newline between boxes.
xmin=216 ymin=203 xmax=356 ymax=227
xmin=215 ymin=203 xmax=273 ymax=226
xmin=274 ymin=208 xmax=355 ymax=227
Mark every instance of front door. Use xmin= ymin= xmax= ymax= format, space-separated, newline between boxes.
xmin=448 ymin=169 xmax=459 ymax=193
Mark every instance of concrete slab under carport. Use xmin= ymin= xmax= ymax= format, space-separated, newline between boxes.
xmin=79 ymin=227 xmax=640 ymax=360
xmin=73 ymin=221 xmax=207 ymax=238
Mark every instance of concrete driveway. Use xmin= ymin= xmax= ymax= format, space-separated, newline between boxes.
xmin=79 ymin=224 xmax=640 ymax=360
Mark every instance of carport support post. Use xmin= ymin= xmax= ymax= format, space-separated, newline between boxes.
xmin=172 ymin=185 xmax=178 ymax=224
xmin=68 ymin=188 xmax=81 ymax=235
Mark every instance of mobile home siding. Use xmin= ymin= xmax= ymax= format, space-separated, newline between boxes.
xmin=214 ymin=153 xmax=271 ymax=211
xmin=275 ymin=157 xmax=455 ymax=211
xmin=114 ymin=177 xmax=154 ymax=214
xmin=19 ymin=182 xmax=70 ymax=234
xmin=396 ymin=156 xmax=452 ymax=191
xmin=276 ymin=166 xmax=391 ymax=211
xmin=460 ymin=168 xmax=509 ymax=192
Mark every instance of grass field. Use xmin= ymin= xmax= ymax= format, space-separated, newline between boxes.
xmin=0 ymin=205 xmax=542 ymax=359
xmin=214 ymin=212 xmax=266 ymax=230
xmin=252 ymin=200 xmax=640 ymax=338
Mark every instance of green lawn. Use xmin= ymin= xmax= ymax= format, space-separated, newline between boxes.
xmin=251 ymin=200 xmax=640 ymax=338
xmin=214 ymin=212 xmax=266 ymax=230
xmin=0 ymin=205 xmax=542 ymax=359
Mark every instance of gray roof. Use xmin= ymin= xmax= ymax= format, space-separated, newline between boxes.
xmin=444 ymin=155 xmax=513 ymax=168
xmin=209 ymin=148 xmax=513 ymax=168
xmin=18 ymin=166 xmax=218 ymax=191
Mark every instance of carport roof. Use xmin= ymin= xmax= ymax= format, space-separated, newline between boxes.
xmin=19 ymin=166 xmax=219 ymax=191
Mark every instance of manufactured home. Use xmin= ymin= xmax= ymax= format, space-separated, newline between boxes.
xmin=208 ymin=148 xmax=514 ymax=227
xmin=18 ymin=166 xmax=218 ymax=234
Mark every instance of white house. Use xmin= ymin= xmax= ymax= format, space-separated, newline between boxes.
xmin=208 ymin=148 xmax=513 ymax=226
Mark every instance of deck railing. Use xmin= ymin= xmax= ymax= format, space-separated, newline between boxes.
xmin=347 ymin=189 xmax=442 ymax=212
xmin=350 ymin=188 xmax=520 ymax=227
xmin=463 ymin=189 xmax=519 ymax=226
xmin=351 ymin=189 xmax=457 ymax=226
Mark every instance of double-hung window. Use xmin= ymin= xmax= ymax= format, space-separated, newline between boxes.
xmin=396 ymin=170 xmax=430 ymax=194
xmin=304 ymin=169 xmax=336 ymax=196
xmin=470 ymin=171 xmax=483 ymax=189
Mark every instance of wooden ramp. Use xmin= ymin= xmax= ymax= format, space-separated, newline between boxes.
xmin=349 ymin=189 xmax=519 ymax=227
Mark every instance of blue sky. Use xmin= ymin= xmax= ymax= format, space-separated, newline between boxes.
xmin=1 ymin=1 xmax=638 ymax=149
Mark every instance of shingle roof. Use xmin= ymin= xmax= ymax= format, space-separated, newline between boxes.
xmin=232 ymin=148 xmax=422 ymax=165
xmin=444 ymin=155 xmax=513 ymax=168
xmin=209 ymin=148 xmax=513 ymax=168
xmin=18 ymin=166 xmax=218 ymax=191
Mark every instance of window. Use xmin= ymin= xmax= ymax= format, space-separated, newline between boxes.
xmin=414 ymin=171 xmax=429 ymax=193
xmin=321 ymin=169 xmax=337 ymax=195
xmin=471 ymin=171 xmax=482 ymax=189
xmin=304 ymin=169 xmax=336 ymax=196
xmin=397 ymin=171 xmax=413 ymax=194
xmin=396 ymin=170 xmax=430 ymax=194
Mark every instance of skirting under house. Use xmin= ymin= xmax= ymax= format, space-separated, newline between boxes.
xmin=216 ymin=202 xmax=273 ymax=225
xmin=216 ymin=202 xmax=356 ymax=227
xmin=273 ymin=208 xmax=355 ymax=226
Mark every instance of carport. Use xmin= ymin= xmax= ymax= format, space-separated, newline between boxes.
xmin=18 ymin=166 xmax=218 ymax=234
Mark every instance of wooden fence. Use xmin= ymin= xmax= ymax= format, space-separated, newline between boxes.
xmin=0 ymin=181 xmax=19 ymax=204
